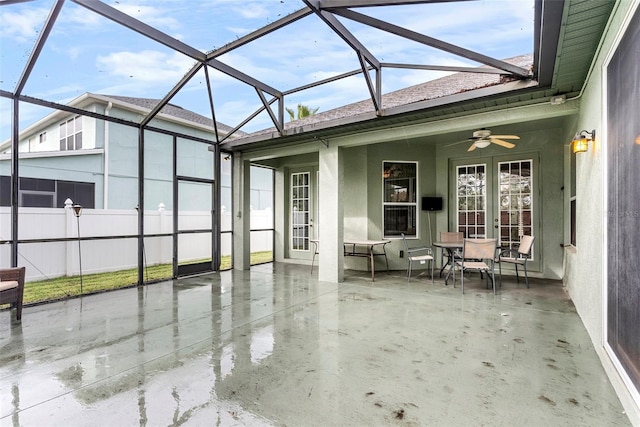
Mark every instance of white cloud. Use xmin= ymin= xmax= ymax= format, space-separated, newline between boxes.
xmin=111 ymin=4 xmax=180 ymax=30
xmin=0 ymin=8 xmax=49 ymax=42
xmin=67 ymin=47 xmax=81 ymax=60
xmin=233 ymin=3 xmax=269 ymax=20
xmin=61 ymin=4 xmax=104 ymax=28
xmin=351 ymin=1 xmax=534 ymax=60
xmin=37 ymin=84 xmax=85 ymax=99
xmin=96 ymin=50 xmax=196 ymax=83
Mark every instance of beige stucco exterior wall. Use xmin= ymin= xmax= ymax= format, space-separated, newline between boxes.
xmin=564 ymin=1 xmax=640 ymax=423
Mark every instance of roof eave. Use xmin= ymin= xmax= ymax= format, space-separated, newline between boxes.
xmin=223 ymin=79 xmax=540 ymax=150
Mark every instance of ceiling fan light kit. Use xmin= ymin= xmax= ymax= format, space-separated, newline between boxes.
xmin=449 ymin=128 xmax=521 ymax=151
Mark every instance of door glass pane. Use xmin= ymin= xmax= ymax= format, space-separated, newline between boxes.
xmin=456 ymin=164 xmax=486 ymax=238
xmin=291 ymin=172 xmax=310 ymax=251
xmin=177 ymin=138 xmax=214 ymax=180
xmin=497 ymin=159 xmax=534 ymax=258
xmin=177 ymin=180 xmax=213 ymax=274
xmin=178 ymin=180 xmax=212 ymax=231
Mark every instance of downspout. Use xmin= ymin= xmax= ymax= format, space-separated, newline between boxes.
xmin=103 ymin=101 xmax=113 ymax=209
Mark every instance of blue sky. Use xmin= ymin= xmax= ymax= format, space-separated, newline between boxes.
xmin=0 ymin=0 xmax=534 ymax=140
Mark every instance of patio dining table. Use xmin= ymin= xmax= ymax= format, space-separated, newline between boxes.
xmin=433 ymin=241 xmax=463 ymax=283
xmin=434 ymin=239 xmax=502 ymax=285
xmin=343 ymin=239 xmax=390 ymax=281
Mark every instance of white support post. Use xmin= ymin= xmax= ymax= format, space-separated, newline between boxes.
xmin=233 ymin=155 xmax=251 ymax=270
xmin=318 ymin=144 xmax=344 ymax=283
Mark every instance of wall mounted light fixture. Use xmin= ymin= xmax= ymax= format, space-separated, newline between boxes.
xmin=572 ymin=129 xmax=595 ymax=153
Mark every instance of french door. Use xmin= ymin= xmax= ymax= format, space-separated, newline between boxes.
xmin=451 ymin=155 xmax=539 ymax=267
xmin=288 ymin=168 xmax=318 ymax=261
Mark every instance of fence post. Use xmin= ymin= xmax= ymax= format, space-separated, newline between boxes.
xmin=158 ymin=203 xmax=167 ymax=264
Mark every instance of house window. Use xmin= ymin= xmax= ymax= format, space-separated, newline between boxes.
xmin=456 ymin=164 xmax=486 ymax=238
xmin=59 ymin=116 xmax=82 ymax=151
xmin=383 ymin=161 xmax=417 ymax=237
xmin=0 ymin=176 xmax=95 ymax=208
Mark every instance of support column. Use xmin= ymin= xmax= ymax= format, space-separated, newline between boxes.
xmin=233 ymin=155 xmax=251 ymax=270
xmin=274 ymin=167 xmax=286 ymax=263
xmin=10 ymin=97 xmax=19 ymax=267
xmin=318 ymin=144 xmax=344 ymax=283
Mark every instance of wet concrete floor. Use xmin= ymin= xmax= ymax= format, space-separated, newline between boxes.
xmin=0 ymin=263 xmax=632 ymax=426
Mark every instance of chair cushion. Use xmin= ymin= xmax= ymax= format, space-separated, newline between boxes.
xmin=459 ymin=261 xmax=490 ymax=270
xmin=0 ymin=281 xmax=19 ymax=291
xmin=410 ymin=254 xmax=433 ymax=261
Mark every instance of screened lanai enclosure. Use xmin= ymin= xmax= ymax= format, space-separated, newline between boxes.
xmin=2 ymin=0 xmax=640 ymax=424
xmin=0 ymin=0 xmax=549 ymax=286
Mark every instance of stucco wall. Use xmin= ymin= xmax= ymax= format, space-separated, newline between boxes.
xmin=343 ymin=146 xmax=368 ymax=240
xmin=365 ymin=140 xmax=437 ymax=271
xmin=566 ymin=1 xmax=640 ymax=423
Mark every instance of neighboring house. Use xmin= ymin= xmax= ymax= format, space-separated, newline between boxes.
xmin=0 ymin=93 xmax=240 ymax=210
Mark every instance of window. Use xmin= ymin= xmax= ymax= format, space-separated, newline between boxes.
xmin=383 ymin=161 xmax=417 ymax=237
xmin=456 ymin=164 xmax=486 ymax=238
xmin=0 ymin=176 xmax=95 ymax=208
xmin=59 ymin=116 xmax=82 ymax=151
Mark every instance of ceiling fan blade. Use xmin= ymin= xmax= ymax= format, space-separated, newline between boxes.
xmin=467 ymin=142 xmax=477 ymax=152
xmin=490 ymin=135 xmax=520 ymax=140
xmin=491 ymin=138 xmax=516 ymax=148
xmin=445 ymin=139 xmax=473 ymax=147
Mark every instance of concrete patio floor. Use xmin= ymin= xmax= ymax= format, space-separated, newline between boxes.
xmin=0 ymin=263 xmax=632 ymax=426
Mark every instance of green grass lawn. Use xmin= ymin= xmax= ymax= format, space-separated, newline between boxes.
xmin=17 ymin=251 xmax=273 ymax=306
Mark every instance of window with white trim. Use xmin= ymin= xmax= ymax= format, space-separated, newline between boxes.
xmin=383 ymin=161 xmax=418 ymax=237
xmin=59 ymin=116 xmax=82 ymax=151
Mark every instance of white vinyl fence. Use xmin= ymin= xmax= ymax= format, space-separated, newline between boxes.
xmin=0 ymin=202 xmax=272 ymax=281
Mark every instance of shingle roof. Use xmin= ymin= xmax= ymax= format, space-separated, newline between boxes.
xmin=242 ymin=54 xmax=533 ymax=138
xmin=99 ymin=94 xmax=240 ymax=135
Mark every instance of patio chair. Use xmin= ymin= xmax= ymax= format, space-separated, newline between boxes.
xmin=401 ymin=233 xmax=434 ymax=282
xmin=0 ymin=267 xmax=26 ymax=321
xmin=497 ymin=235 xmax=535 ymax=288
xmin=452 ymin=238 xmax=497 ymax=294
xmin=439 ymin=231 xmax=463 ymax=277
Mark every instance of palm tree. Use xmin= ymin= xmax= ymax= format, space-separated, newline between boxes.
xmin=286 ymin=103 xmax=319 ymax=121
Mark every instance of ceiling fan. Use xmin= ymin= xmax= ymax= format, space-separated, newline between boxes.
xmin=452 ymin=129 xmax=520 ymax=152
